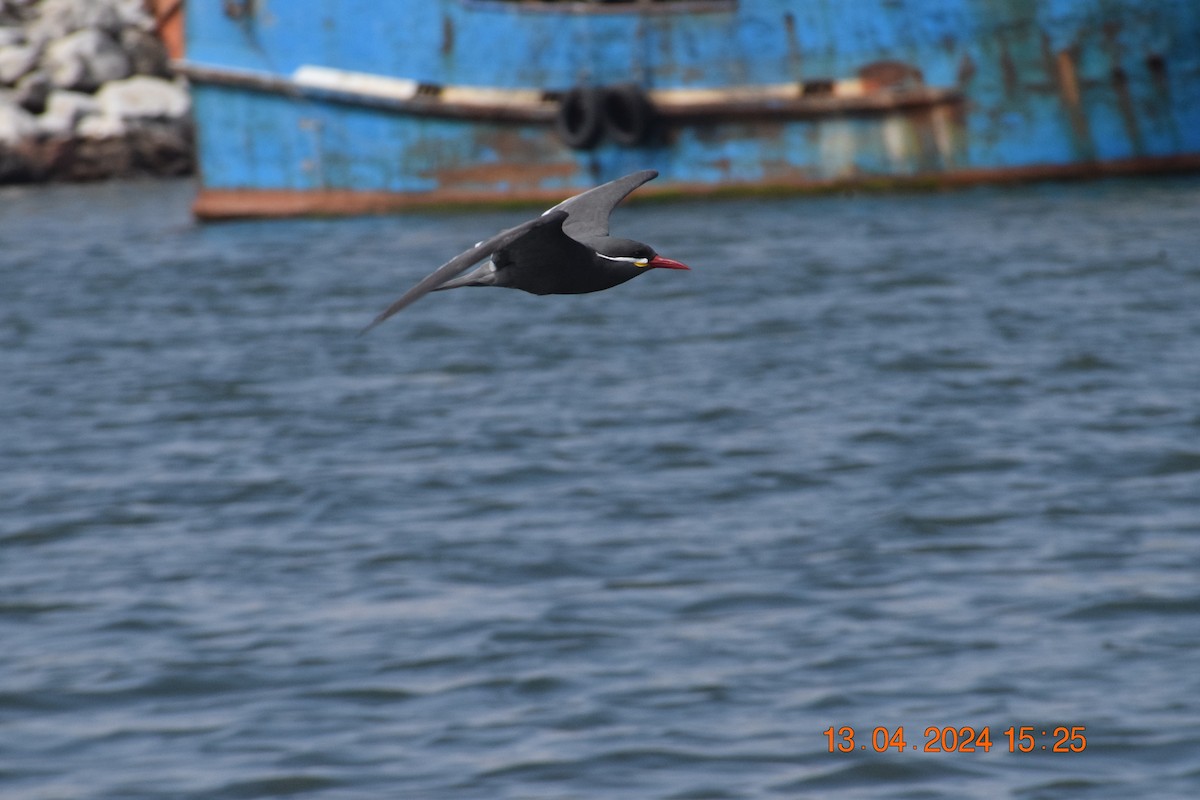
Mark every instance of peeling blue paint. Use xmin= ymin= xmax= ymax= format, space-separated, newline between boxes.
xmin=183 ymin=0 xmax=1200 ymax=212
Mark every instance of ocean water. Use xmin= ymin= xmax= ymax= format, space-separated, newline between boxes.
xmin=2 ymin=176 xmax=1199 ymax=799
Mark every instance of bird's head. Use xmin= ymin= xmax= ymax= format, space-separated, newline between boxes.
xmin=594 ymin=238 xmax=690 ymax=273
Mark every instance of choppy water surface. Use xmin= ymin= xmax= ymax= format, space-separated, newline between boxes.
xmin=2 ymin=176 xmax=1199 ymax=799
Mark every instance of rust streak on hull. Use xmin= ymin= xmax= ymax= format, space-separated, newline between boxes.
xmin=193 ymin=187 xmax=585 ymax=220
xmin=195 ymin=154 xmax=1200 ymax=220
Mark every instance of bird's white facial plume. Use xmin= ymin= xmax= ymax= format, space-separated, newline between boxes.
xmin=596 ymin=252 xmax=651 ymax=268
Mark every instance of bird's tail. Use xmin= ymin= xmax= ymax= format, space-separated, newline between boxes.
xmin=432 ymin=261 xmax=498 ymax=291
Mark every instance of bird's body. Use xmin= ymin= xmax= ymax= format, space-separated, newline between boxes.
xmin=362 ymin=170 xmax=688 ymax=332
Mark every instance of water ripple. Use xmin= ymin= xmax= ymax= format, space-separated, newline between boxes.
xmin=2 ymin=177 xmax=1199 ymax=798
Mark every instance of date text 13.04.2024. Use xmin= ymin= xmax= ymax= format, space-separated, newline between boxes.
xmin=823 ymin=726 xmax=1087 ymax=753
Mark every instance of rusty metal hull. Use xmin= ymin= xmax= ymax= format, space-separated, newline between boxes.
xmin=181 ymin=0 xmax=1200 ymax=218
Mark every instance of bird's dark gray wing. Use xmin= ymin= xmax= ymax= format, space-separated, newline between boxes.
xmin=543 ymin=169 xmax=658 ymax=240
xmin=360 ymin=211 xmax=569 ymax=333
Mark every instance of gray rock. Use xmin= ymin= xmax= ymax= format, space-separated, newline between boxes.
xmin=36 ymin=88 xmax=97 ymax=135
xmin=0 ymin=42 xmax=38 ymax=85
xmin=0 ymin=96 xmax=36 ymax=143
xmin=115 ymin=0 xmax=153 ymax=30
xmin=43 ymin=28 xmax=131 ymax=91
xmin=28 ymin=0 xmax=153 ymax=44
xmin=14 ymin=68 xmax=48 ymax=112
xmin=0 ymin=27 xmax=26 ymax=48
xmin=96 ymin=75 xmax=189 ymax=122
xmin=27 ymin=0 xmax=123 ymax=45
xmin=120 ymin=26 xmax=168 ymax=77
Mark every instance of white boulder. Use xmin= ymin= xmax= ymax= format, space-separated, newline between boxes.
xmin=76 ymin=108 xmax=124 ymax=139
xmin=0 ymin=96 xmax=35 ymax=143
xmin=43 ymin=28 xmax=130 ymax=91
xmin=36 ymin=87 xmax=96 ymax=135
xmin=0 ymin=41 xmax=37 ymax=85
xmin=95 ymin=75 xmax=189 ymax=121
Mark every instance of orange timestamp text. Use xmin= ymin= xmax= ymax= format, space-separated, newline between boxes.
xmin=823 ymin=725 xmax=1087 ymax=754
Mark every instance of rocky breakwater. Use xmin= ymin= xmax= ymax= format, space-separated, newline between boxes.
xmin=0 ymin=0 xmax=191 ymax=182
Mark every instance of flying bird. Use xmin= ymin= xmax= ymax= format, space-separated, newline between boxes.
xmin=362 ymin=170 xmax=689 ymax=333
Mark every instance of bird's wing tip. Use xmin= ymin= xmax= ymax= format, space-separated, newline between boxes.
xmin=358 ymin=311 xmax=392 ymax=336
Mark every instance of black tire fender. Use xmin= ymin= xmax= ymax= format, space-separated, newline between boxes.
xmin=555 ymin=86 xmax=604 ymax=150
xmin=602 ymin=83 xmax=656 ymax=147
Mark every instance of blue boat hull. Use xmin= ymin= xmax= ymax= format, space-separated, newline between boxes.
xmin=179 ymin=0 xmax=1200 ymax=217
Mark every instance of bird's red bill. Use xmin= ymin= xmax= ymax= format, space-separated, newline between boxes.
xmin=648 ymin=255 xmax=690 ymax=270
